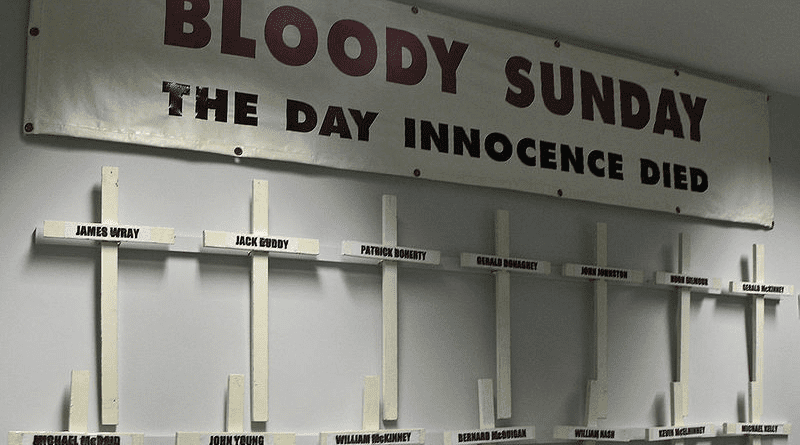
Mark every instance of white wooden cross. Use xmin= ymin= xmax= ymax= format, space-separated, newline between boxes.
xmin=203 ymin=180 xmax=320 ymax=422
xmin=459 ymin=210 xmax=551 ymax=419
xmin=725 ymin=245 xmax=793 ymax=440
xmin=647 ymin=234 xmax=716 ymax=442
xmin=319 ymin=376 xmax=425 ymax=445
xmin=42 ymin=167 xmax=176 ymax=425
xmin=8 ymin=370 xmax=144 ymax=445
xmin=554 ymin=223 xmax=645 ymax=442
xmin=443 ymin=379 xmax=535 ymax=445
xmin=176 ymin=374 xmax=296 ymax=445
xmin=341 ymin=195 xmax=441 ymax=421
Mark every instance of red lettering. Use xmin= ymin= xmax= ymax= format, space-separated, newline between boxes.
xmin=328 ymin=20 xmax=377 ymax=77
xmin=264 ymin=6 xmax=318 ymax=66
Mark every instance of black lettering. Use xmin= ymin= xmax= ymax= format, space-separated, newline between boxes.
xmin=234 ymin=92 xmax=258 ymax=126
xmin=454 ymin=126 xmax=480 ymax=157
xmin=560 ymin=145 xmax=584 ymax=174
xmin=286 ymin=99 xmax=317 ymax=133
xmin=421 ymin=121 xmax=448 ymax=152
xmin=640 ymin=158 xmax=659 ymax=185
xmin=349 ymin=109 xmax=379 ymax=141
xmin=516 ymin=138 xmax=536 ymax=166
xmin=196 ymin=87 xmax=228 ymax=122
xmin=162 ymin=81 xmax=191 ymax=116
xmin=485 ymin=133 xmax=513 ymax=162
xmin=539 ymin=141 xmax=557 ymax=169
xmin=319 ymin=106 xmax=352 ymax=139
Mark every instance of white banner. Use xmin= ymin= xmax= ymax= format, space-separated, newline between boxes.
xmin=24 ymin=0 xmax=773 ymax=226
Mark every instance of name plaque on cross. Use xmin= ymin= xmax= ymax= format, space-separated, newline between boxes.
xmin=319 ymin=430 xmax=424 ymax=445
xmin=724 ymin=423 xmax=791 ymax=436
xmin=445 ymin=427 xmax=534 ymax=445
xmin=204 ymin=231 xmax=319 ymax=255
xmin=177 ymin=434 xmax=295 ymax=445
xmin=655 ymin=272 xmax=721 ymax=292
xmin=552 ymin=426 xmax=646 ymax=442
xmin=341 ymin=241 xmax=440 ymax=265
xmin=460 ymin=253 xmax=550 ymax=274
xmin=9 ymin=371 xmax=144 ymax=445
xmin=562 ymin=264 xmax=644 ymax=283
xmin=177 ymin=375 xmax=296 ymax=445
xmin=44 ymin=221 xmax=175 ymax=244
xmin=729 ymin=281 xmax=794 ymax=296
xmin=646 ymin=424 xmax=715 ymax=441
xmin=8 ymin=433 xmax=144 ymax=445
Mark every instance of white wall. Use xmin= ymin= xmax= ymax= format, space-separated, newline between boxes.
xmin=2 ymin=1 xmax=800 ymax=445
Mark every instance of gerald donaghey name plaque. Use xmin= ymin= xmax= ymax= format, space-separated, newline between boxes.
xmin=562 ymin=264 xmax=644 ymax=284
xmin=204 ymin=230 xmax=319 ymax=255
xmin=724 ymin=423 xmax=791 ymax=436
xmin=342 ymin=241 xmax=440 ymax=265
xmin=8 ymin=433 xmax=144 ymax=445
xmin=460 ymin=253 xmax=550 ymax=275
xmin=175 ymin=432 xmax=295 ymax=445
xmin=553 ymin=426 xmax=646 ymax=442
xmin=444 ymin=426 xmax=534 ymax=445
xmin=44 ymin=221 xmax=175 ymax=244
xmin=646 ymin=424 xmax=715 ymax=441
xmin=319 ymin=430 xmax=425 ymax=445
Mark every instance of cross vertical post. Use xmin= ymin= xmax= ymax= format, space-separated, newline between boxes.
xmin=363 ymin=376 xmax=381 ymax=431
xmin=100 ymin=166 xmax=120 ymax=425
xmin=251 ymin=180 xmax=270 ymax=423
xmin=673 ymin=234 xmax=691 ymax=428
xmin=495 ymin=211 xmax=512 ymax=419
xmin=749 ymin=244 xmax=765 ymax=445
xmin=587 ymin=222 xmax=609 ymax=427
xmin=69 ymin=370 xmax=90 ymax=433
xmin=382 ymin=195 xmax=399 ymax=421
xmin=227 ymin=374 xmax=246 ymax=433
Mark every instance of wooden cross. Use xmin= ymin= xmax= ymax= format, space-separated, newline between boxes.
xmin=42 ymin=166 xmax=175 ymax=425
xmin=341 ymin=195 xmax=441 ymax=421
xmin=176 ymin=374 xmax=296 ymax=445
xmin=647 ymin=234 xmax=716 ymax=442
xmin=460 ymin=210 xmax=551 ymax=419
xmin=319 ymin=376 xmax=425 ymax=445
xmin=203 ymin=180 xmax=320 ymax=422
xmin=725 ymin=245 xmax=793 ymax=440
xmin=554 ymin=223 xmax=645 ymax=442
xmin=443 ymin=379 xmax=535 ymax=445
xmin=8 ymin=371 xmax=144 ymax=445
